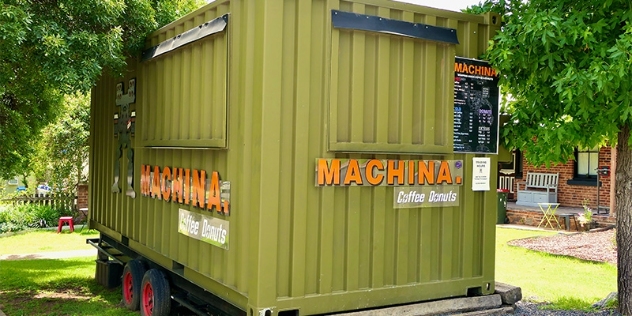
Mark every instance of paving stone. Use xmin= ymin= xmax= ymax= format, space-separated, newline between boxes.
xmin=333 ymin=295 xmax=503 ymax=316
xmin=495 ymin=282 xmax=522 ymax=305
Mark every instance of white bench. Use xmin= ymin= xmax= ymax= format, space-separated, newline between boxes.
xmin=516 ymin=172 xmax=559 ymax=207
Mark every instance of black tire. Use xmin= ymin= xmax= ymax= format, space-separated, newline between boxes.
xmin=122 ymin=259 xmax=146 ymax=310
xmin=140 ymin=269 xmax=171 ymax=316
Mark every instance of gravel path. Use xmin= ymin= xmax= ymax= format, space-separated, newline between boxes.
xmin=508 ymin=229 xmax=617 ymax=265
xmin=514 ymin=301 xmax=621 ymax=316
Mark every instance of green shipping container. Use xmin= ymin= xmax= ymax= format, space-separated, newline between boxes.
xmin=89 ymin=0 xmax=501 ymax=315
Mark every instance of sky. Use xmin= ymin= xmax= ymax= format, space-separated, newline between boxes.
xmin=394 ymin=0 xmax=483 ymax=12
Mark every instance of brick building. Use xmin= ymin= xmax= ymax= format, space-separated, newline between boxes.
xmin=76 ymin=183 xmax=89 ymax=222
xmin=499 ymin=146 xmax=614 ymax=214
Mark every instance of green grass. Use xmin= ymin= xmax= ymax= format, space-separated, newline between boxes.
xmin=0 ymin=257 xmax=137 ymax=316
xmin=0 ymin=228 xmax=135 ymax=315
xmin=496 ymin=227 xmax=617 ymax=311
xmin=0 ymin=227 xmax=619 ymax=314
xmin=0 ymin=229 xmax=99 ymax=254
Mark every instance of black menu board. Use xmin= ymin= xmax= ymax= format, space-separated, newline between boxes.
xmin=453 ymin=57 xmax=500 ymax=154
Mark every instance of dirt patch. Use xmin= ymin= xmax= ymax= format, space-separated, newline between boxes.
xmin=1 ymin=289 xmax=94 ymax=315
xmin=33 ymin=291 xmax=91 ymax=300
xmin=509 ymin=229 xmax=617 ymax=265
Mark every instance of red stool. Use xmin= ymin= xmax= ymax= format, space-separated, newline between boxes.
xmin=57 ymin=216 xmax=75 ymax=233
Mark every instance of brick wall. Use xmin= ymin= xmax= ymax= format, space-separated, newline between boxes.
xmin=506 ymin=209 xmax=614 ymax=231
xmin=77 ymin=183 xmax=88 ymax=209
xmin=514 ymin=147 xmax=612 ymax=209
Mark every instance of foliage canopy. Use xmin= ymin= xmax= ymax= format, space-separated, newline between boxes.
xmin=478 ymin=0 xmax=632 ymax=166
xmin=477 ymin=1 xmax=632 ymax=314
xmin=31 ymin=93 xmax=90 ymax=194
xmin=0 ymin=0 xmax=205 ymax=178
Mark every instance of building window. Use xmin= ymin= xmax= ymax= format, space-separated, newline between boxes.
xmin=567 ymin=147 xmax=599 ymax=186
xmin=499 ymin=149 xmax=523 ymax=178
xmin=576 ymin=147 xmax=599 ymax=178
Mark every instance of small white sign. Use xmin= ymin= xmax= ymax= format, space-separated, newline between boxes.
xmin=178 ymin=208 xmax=229 ymax=249
xmin=472 ymin=157 xmax=491 ymax=191
xmin=393 ymin=185 xmax=460 ymax=209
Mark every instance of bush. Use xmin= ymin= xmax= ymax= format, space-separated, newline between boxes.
xmin=31 ymin=204 xmax=65 ymax=227
xmin=0 ymin=206 xmax=11 ymax=223
xmin=0 ymin=204 xmax=66 ymax=233
xmin=0 ymin=222 xmax=25 ymax=234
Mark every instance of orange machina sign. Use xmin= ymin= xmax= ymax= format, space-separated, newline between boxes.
xmin=315 ymin=159 xmax=464 ymax=208
xmin=315 ymin=159 xmax=464 ymax=186
xmin=454 ymin=61 xmax=497 ymax=78
xmin=140 ymin=164 xmax=230 ymax=215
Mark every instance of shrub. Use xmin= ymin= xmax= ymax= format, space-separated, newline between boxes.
xmin=0 ymin=204 xmax=66 ymax=233
xmin=0 ymin=222 xmax=25 ymax=234
xmin=30 ymin=204 xmax=65 ymax=227
xmin=0 ymin=207 xmax=11 ymax=223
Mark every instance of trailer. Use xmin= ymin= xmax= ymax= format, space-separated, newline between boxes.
xmin=87 ymin=1 xmax=502 ymax=315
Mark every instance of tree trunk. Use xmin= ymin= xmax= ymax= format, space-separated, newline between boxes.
xmin=617 ymin=124 xmax=632 ymax=315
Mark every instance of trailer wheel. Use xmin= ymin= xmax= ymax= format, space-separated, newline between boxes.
xmin=122 ymin=259 xmax=146 ymax=310
xmin=140 ymin=269 xmax=171 ymax=316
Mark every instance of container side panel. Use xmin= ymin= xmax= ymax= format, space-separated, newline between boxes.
xmin=265 ymin=1 xmax=499 ymax=314
xmin=244 ymin=0 xmax=281 ymax=309
xmin=142 ymin=11 xmax=228 ymax=148
xmin=91 ymin=2 xmax=250 ymax=311
xmin=313 ymin=0 xmax=335 ymax=297
xmin=91 ymin=0 xmax=500 ymax=314
xmin=91 ymin=67 xmax=139 ymax=240
xmin=370 ymin=155 xmax=388 ymax=288
xmin=90 ymin=77 xmax=106 ymax=230
xmin=189 ymin=151 xmax=204 ymax=275
xmin=288 ymin=0 xmax=315 ymax=299
xmin=332 ymin=184 xmax=347 ymax=292
xmin=275 ymin=0 xmax=297 ymax=299
xmin=256 ymin=0 xmax=286 ymax=305
xmin=228 ymin=0 xmax=254 ymax=294
xmin=328 ymin=3 xmax=455 ymax=154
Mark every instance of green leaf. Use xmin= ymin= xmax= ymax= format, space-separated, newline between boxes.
xmin=0 ymin=0 xmax=205 ymax=176
xmin=486 ymin=0 xmax=630 ymax=166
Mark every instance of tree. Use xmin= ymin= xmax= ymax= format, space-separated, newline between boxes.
xmin=479 ymin=0 xmax=632 ymax=313
xmin=0 ymin=0 xmax=205 ymax=179
xmin=31 ymin=93 xmax=90 ymax=195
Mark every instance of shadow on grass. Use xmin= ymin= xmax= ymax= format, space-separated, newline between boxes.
xmin=0 ymin=258 xmax=136 ymax=315
xmin=0 ymin=258 xmax=95 ymax=288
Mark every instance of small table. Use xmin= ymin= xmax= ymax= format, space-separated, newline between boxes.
xmin=78 ymin=208 xmax=88 ymax=231
xmin=79 ymin=208 xmax=88 ymax=219
xmin=537 ymin=202 xmax=561 ymax=229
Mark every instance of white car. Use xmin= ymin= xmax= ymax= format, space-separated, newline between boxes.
xmin=36 ymin=184 xmax=51 ymax=195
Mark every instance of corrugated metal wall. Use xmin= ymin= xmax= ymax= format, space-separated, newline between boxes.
xmin=141 ymin=9 xmax=228 ymax=148
xmin=91 ymin=1 xmax=250 ymax=309
xmin=89 ymin=0 xmax=500 ymax=315
xmin=329 ymin=6 xmax=454 ymax=153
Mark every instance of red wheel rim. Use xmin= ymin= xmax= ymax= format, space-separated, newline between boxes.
xmin=142 ymin=281 xmax=154 ymax=315
xmin=123 ymin=271 xmax=133 ymax=304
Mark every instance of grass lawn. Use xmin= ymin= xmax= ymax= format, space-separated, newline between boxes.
xmin=0 ymin=229 xmax=135 ymax=315
xmin=496 ymin=227 xmax=618 ymax=310
xmin=0 ymin=226 xmax=619 ymax=314
xmin=0 ymin=257 xmax=137 ymax=316
xmin=0 ymin=229 xmax=99 ymax=254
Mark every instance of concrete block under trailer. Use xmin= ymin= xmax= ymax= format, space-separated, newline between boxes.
xmin=87 ymin=1 xmax=501 ymax=315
